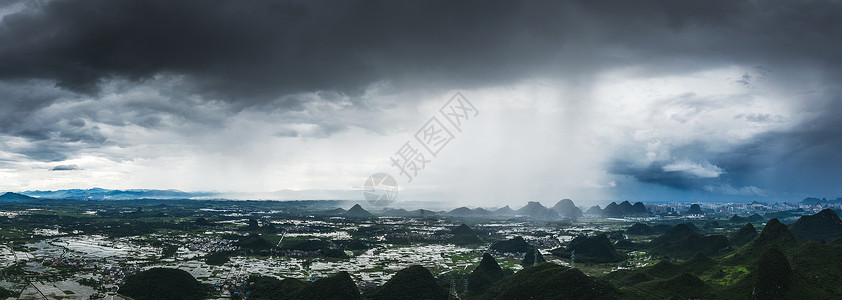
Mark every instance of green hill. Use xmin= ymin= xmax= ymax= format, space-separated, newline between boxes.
xmin=651 ymin=233 xmax=732 ymax=259
xmin=451 ymin=224 xmax=475 ymax=235
xmin=489 ymin=236 xmax=532 ymax=253
xmin=366 ymin=265 xmax=448 ymax=300
xmin=552 ymin=199 xmax=583 ymax=218
xmin=346 ymin=204 xmax=373 ymax=217
xmin=247 ymin=276 xmax=307 ymax=300
xmin=786 ymin=241 xmax=842 ymax=297
xmin=0 ymin=192 xmax=37 ymax=202
xmin=635 ymin=272 xmax=711 ymax=299
xmin=649 ymin=223 xmax=697 ymax=247
xmin=467 ymin=253 xmax=507 ymax=296
xmin=752 ymin=245 xmax=793 ymax=299
xmin=730 ymin=213 xmax=764 ymax=223
xmin=725 ymin=218 xmax=800 ymax=265
xmin=788 ymin=209 xmax=842 ymax=242
xmin=481 ymin=263 xmax=620 ymax=299
xmin=449 ymin=224 xmax=482 ymax=245
xmin=728 ymin=223 xmax=758 ymax=248
xmin=551 ymin=234 xmax=625 ymax=263
xmin=119 ymin=268 xmax=207 ymax=300
xmin=301 ymin=271 xmax=360 ymax=300
xmin=626 ymin=223 xmax=654 ymax=235
xmin=521 ymin=248 xmax=546 ymax=267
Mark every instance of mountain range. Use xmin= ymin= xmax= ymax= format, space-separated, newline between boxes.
xmin=21 ymin=188 xmax=217 ymax=200
xmin=801 ymin=197 xmax=842 ymax=206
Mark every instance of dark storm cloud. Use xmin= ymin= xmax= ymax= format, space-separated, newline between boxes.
xmin=50 ymin=164 xmax=79 ymax=171
xmin=611 ymin=90 xmax=842 ymax=196
xmin=0 ymin=0 xmax=840 ymax=199
xmin=1 ymin=0 xmax=840 ymax=100
xmin=610 ymin=161 xmax=716 ymax=191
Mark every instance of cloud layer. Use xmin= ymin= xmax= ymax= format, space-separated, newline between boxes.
xmin=0 ymin=0 xmax=841 ymax=204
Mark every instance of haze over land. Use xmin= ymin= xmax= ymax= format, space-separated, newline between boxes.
xmin=0 ymin=0 xmax=841 ymax=207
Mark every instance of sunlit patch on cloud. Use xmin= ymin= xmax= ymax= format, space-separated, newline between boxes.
xmin=662 ymin=160 xmax=723 ymax=178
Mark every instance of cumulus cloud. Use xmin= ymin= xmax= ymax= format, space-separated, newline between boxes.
xmin=662 ymin=160 xmax=724 ymax=178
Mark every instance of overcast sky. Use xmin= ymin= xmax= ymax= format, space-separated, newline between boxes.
xmin=0 ymin=0 xmax=840 ymax=206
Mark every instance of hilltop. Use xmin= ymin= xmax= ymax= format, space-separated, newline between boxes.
xmin=516 ymin=201 xmax=560 ymax=219
xmin=494 ymin=205 xmax=516 ymax=216
xmin=552 ymin=234 xmax=625 ymax=263
xmin=120 ymin=268 xmax=207 ymax=300
xmin=684 ymin=204 xmax=703 ymax=215
xmin=729 ymin=213 xmax=764 ymax=223
xmin=726 ymin=218 xmax=800 ymax=265
xmin=788 ymin=209 xmax=842 ymax=242
xmin=467 ymin=253 xmax=507 ymax=295
xmin=481 ymin=263 xmax=620 ymax=299
xmin=365 ymin=265 xmax=448 ymax=300
xmin=729 ymin=223 xmax=758 ymax=248
xmin=552 ymin=199 xmax=583 ymax=218
xmin=602 ymin=201 xmax=648 ymax=217
xmin=490 ymin=236 xmax=533 ymax=253
xmin=346 ymin=204 xmax=373 ymax=217
xmin=447 ymin=206 xmax=493 ymax=218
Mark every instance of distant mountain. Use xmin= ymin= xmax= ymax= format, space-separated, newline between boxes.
xmin=801 ymin=197 xmax=842 ymax=206
xmin=408 ymin=209 xmax=438 ymax=218
xmin=585 ymin=205 xmax=603 ymax=216
xmin=685 ymin=204 xmax=703 ymax=215
xmin=0 ymin=192 xmax=38 ymax=202
xmin=494 ymin=205 xmax=516 ymax=216
xmin=380 ymin=208 xmax=409 ymax=217
xmin=632 ymin=202 xmax=648 ymax=214
xmin=448 ymin=207 xmax=474 ymax=216
xmin=516 ymin=202 xmax=560 ymax=219
xmin=22 ymin=188 xmax=217 ymax=200
xmin=447 ymin=207 xmax=493 ymax=218
xmin=603 ymin=201 xmax=648 ymax=217
xmin=346 ymin=204 xmax=373 ymax=218
xmin=552 ymin=199 xmax=583 ymax=218
xmin=788 ymin=209 xmax=842 ymax=242
xmin=323 ymin=208 xmax=346 ymax=215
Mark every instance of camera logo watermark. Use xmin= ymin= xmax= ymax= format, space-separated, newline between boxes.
xmin=364 ymin=92 xmax=480 ymax=206
xmin=363 ymin=173 xmax=398 ymax=206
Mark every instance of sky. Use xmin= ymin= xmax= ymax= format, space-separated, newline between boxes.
xmin=0 ymin=0 xmax=840 ymax=207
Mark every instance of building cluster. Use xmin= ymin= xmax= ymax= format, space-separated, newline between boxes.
xmin=42 ymin=257 xmax=88 ymax=268
xmin=183 ymin=237 xmax=239 ymax=253
xmin=99 ymin=265 xmax=140 ymax=286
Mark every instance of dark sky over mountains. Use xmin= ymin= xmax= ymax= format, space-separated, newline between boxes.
xmin=0 ymin=0 xmax=840 ymax=204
